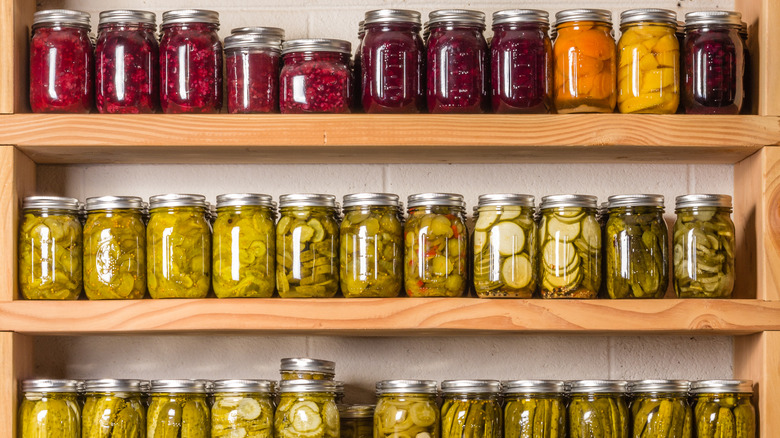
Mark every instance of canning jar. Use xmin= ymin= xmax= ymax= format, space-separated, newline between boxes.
xmin=29 ymin=10 xmax=93 ymax=113
xmin=147 ymin=380 xmax=210 ymax=437
xmin=538 ymin=195 xmax=601 ymax=298
xmin=280 ymin=39 xmax=353 ymax=113
xmin=405 ymin=193 xmax=468 ymax=297
xmin=427 ymin=10 xmax=489 ymax=113
xmin=490 ymin=10 xmax=553 ymax=113
xmin=503 ymin=380 xmax=566 ymax=438
xmin=553 ymin=9 xmax=616 ymax=113
xmin=604 ymin=194 xmax=669 ymax=299
xmin=275 ymin=380 xmax=340 ymax=438
xmin=617 ymin=9 xmax=680 ymax=114
xmin=340 ymin=193 xmax=403 ymax=297
xmin=147 ymin=194 xmax=211 ymax=299
xmin=159 ymin=9 xmax=223 ymax=113
xmin=83 ymin=196 xmax=146 ymax=300
xmin=280 ymin=357 xmax=336 ymax=381
xmin=340 ymin=404 xmax=374 ymax=438
xmin=361 ymin=10 xmax=425 ymax=113
xmin=82 ymin=379 xmax=145 ymax=437
xmin=225 ymin=35 xmax=281 ymax=114
xmin=673 ymin=194 xmax=735 ymax=298
xmin=213 ymin=194 xmax=276 ymax=298
xmin=441 ymin=380 xmax=501 ymax=438
xmin=691 ymin=380 xmax=755 ymax=438
xmin=95 ymin=10 xmax=159 ymax=114
xmin=375 ymin=380 xmax=439 ymax=438
xmin=19 ymin=196 xmax=82 ymax=300
xmin=212 ymin=380 xmax=274 ymax=438
xmin=569 ymin=380 xmax=629 ymax=437
xmin=18 ymin=379 xmax=81 ymax=437
xmin=629 ymin=380 xmax=692 ymax=437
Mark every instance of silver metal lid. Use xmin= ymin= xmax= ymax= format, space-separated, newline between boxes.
xmin=23 ymin=196 xmax=80 ymax=211
xmin=99 ymin=10 xmax=156 ymax=26
xmin=231 ymin=26 xmax=285 ymax=41
xmin=140 ymin=381 xmax=151 ymax=392
xmin=343 ymin=193 xmax=400 ymax=208
xmin=690 ymin=380 xmax=753 ymax=394
xmin=675 ymin=194 xmax=732 ymax=209
xmin=150 ymin=379 xmax=209 ymax=394
xmin=441 ymin=380 xmax=501 ymax=394
xmin=279 ymin=194 xmax=337 ymax=208
xmin=492 ymin=10 xmax=549 ymax=26
xmin=358 ymin=21 xmax=366 ymax=37
xmin=502 ymin=380 xmax=567 ymax=394
xmin=540 ymin=194 xmax=598 ymax=210
xmin=22 ymin=379 xmax=80 ymax=393
xmin=407 ymin=193 xmax=465 ymax=208
xmin=162 ymin=9 xmax=219 ymax=26
xmin=428 ymin=9 xmax=485 ymax=27
xmin=607 ymin=194 xmax=664 ymax=209
xmin=629 ymin=380 xmax=690 ymax=393
xmin=279 ymin=379 xmax=338 ymax=394
xmin=212 ymin=379 xmax=274 ymax=393
xmin=376 ymin=380 xmax=438 ymax=394
xmin=85 ymin=195 xmax=144 ymax=211
xmin=569 ymin=380 xmax=628 ymax=394
xmin=280 ymin=357 xmax=336 ymax=373
xmin=685 ymin=11 xmax=742 ymax=28
xmin=33 ymin=9 xmax=91 ymax=28
xmin=282 ymin=39 xmax=352 ymax=55
xmin=365 ymin=9 xmax=421 ymax=25
xmin=339 ymin=404 xmax=375 ymax=418
xmin=555 ymin=9 xmax=612 ymax=26
xmin=620 ymin=9 xmax=677 ymax=26
xmin=84 ymin=379 xmax=143 ymax=393
xmin=334 ymin=380 xmax=345 ymax=394
xmin=478 ymin=194 xmax=535 ymax=207
xmin=149 ymin=194 xmax=207 ymax=209
xmin=216 ymin=193 xmax=275 ymax=208
xmin=224 ymin=34 xmax=281 ymax=51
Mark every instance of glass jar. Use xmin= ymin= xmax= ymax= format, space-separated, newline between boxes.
xmin=340 ymin=193 xmax=403 ymax=298
xmin=280 ymin=357 xmax=336 ymax=381
xmin=673 ymin=194 xmax=735 ymax=298
xmin=404 ymin=193 xmax=468 ymax=297
xmin=18 ymin=379 xmax=81 ymax=437
xmin=490 ymin=10 xmax=553 ymax=113
xmin=83 ymin=196 xmax=146 ymax=300
xmin=159 ymin=9 xmax=223 ymax=113
xmin=361 ymin=10 xmax=425 ymax=113
xmin=441 ymin=380 xmax=501 ymax=438
xmin=427 ymin=10 xmax=489 ymax=113
xmin=617 ymin=9 xmax=680 ymax=114
xmin=147 ymin=194 xmax=211 ymax=299
xmin=147 ymin=380 xmax=210 ymax=437
xmin=569 ymin=380 xmax=629 ymax=437
xmin=375 ymin=380 xmax=439 ymax=438
xmin=503 ymin=380 xmax=567 ymax=438
xmin=629 ymin=380 xmax=692 ymax=437
xmin=213 ymin=194 xmax=276 ymax=298
xmin=683 ymin=11 xmax=745 ymax=114
xmin=19 ymin=196 xmax=82 ymax=300
xmin=275 ymin=380 xmax=340 ymax=438
xmin=604 ymin=195 xmax=669 ymax=299
xmin=691 ymin=380 xmax=755 ymax=438
xmin=29 ymin=10 xmax=94 ymax=113
xmin=225 ymin=35 xmax=281 ymax=114
xmin=95 ymin=10 xmax=159 ymax=114
xmin=280 ymin=39 xmax=353 ymax=113
xmin=212 ymin=380 xmax=274 ymax=438
xmin=553 ymin=9 xmax=617 ymax=113
xmin=339 ymin=404 xmax=374 ymax=438
xmin=538 ymin=195 xmax=601 ymax=298
xmin=82 ymin=379 xmax=145 ymax=437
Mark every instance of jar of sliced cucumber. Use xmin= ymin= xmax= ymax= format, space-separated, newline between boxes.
xmin=275 ymin=380 xmax=340 ymax=438
xmin=212 ymin=379 xmax=275 ymax=438
xmin=374 ymin=380 xmax=439 ymax=438
xmin=440 ymin=380 xmax=501 ymax=438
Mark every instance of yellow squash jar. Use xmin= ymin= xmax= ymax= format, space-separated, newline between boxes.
xmin=212 ymin=380 xmax=275 ymax=438
xmin=280 ymin=357 xmax=336 ymax=381
xmin=274 ymin=380 xmax=340 ymax=438
xmin=82 ymin=379 xmax=146 ymax=438
xmin=18 ymin=379 xmax=81 ymax=437
xmin=147 ymin=380 xmax=210 ymax=438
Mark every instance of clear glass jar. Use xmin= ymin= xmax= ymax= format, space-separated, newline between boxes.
xmin=225 ymin=35 xmax=281 ymax=114
xmin=18 ymin=379 xmax=81 ymax=437
xmin=553 ymin=9 xmax=617 ymax=113
xmin=340 ymin=404 xmax=374 ymax=438
xmin=473 ymin=194 xmax=537 ymax=298
xmin=427 ymin=10 xmax=489 ymax=113
xmin=629 ymin=380 xmax=692 ymax=437
xmin=569 ymin=381 xmax=629 ymax=437
xmin=503 ymin=380 xmax=567 ymax=438
xmin=95 ymin=10 xmax=159 ymax=114
xmin=82 ymin=379 xmax=145 ymax=437
xmin=374 ymin=380 xmax=439 ymax=438
xmin=159 ymin=10 xmax=223 ymax=114
xmin=212 ymin=380 xmax=274 ymax=438
xmin=604 ymin=195 xmax=669 ymax=299
xmin=147 ymin=380 xmax=210 ymax=437
xmin=29 ymin=10 xmax=94 ymax=113
xmin=683 ymin=11 xmax=745 ymax=114
xmin=280 ymin=39 xmax=353 ymax=113
xmin=404 ymin=193 xmax=468 ymax=297
xmin=147 ymin=194 xmax=211 ymax=298
xmin=83 ymin=196 xmax=146 ymax=300
xmin=19 ymin=196 xmax=82 ymax=300
xmin=617 ymin=9 xmax=680 ymax=114
xmin=440 ymin=380 xmax=501 ymax=438
xmin=361 ymin=10 xmax=425 ymax=113
xmin=673 ymin=194 xmax=735 ymax=298
xmin=490 ymin=10 xmax=553 ymax=113
xmin=276 ymin=194 xmax=340 ymax=297
xmin=275 ymin=380 xmax=340 ymax=438
xmin=213 ymin=194 xmax=276 ymax=298
xmin=538 ymin=195 xmax=601 ymax=298
xmin=280 ymin=357 xmax=336 ymax=381
xmin=340 ymin=193 xmax=403 ymax=298
xmin=691 ymin=380 xmax=755 ymax=438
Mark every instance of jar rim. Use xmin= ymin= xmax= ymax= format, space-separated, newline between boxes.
xmin=279 ymin=194 xmax=337 ymax=208
xmin=33 ymin=9 xmax=91 ymax=29
xmin=343 ymin=193 xmax=400 ymax=207
xmin=569 ymin=380 xmax=627 ymax=393
xmin=280 ymin=357 xmax=336 ymax=373
xmin=212 ymin=379 xmax=274 ymax=393
xmin=477 ymin=193 xmax=535 ymax=207
xmin=216 ymin=193 xmax=275 ymax=208
xmin=22 ymin=379 xmax=81 ymax=393
xmin=339 ymin=404 xmax=375 ymax=418
xmin=224 ymin=34 xmax=281 ymax=51
xmin=492 ymin=9 xmax=549 ymax=26
xmin=690 ymin=379 xmax=753 ymax=394
xmin=607 ymin=194 xmax=664 ymax=209
xmin=162 ymin=9 xmax=219 ymax=26
xmin=86 ymin=195 xmax=144 ymax=211
xmin=282 ymin=39 xmax=351 ymax=55
xmin=628 ymin=380 xmax=690 ymax=393
xmin=555 ymin=9 xmax=612 ymax=27
xmin=428 ymin=9 xmax=485 ymax=27
xmin=685 ymin=11 xmax=742 ymax=28
xmin=84 ymin=379 xmax=144 ymax=392
xmin=99 ymin=10 xmax=156 ymax=26
xmin=502 ymin=380 xmax=567 ymax=394
xmin=231 ymin=26 xmax=285 ymax=40
xmin=23 ymin=196 xmax=80 ymax=211
xmin=376 ymin=379 xmax=438 ymax=394
xmin=620 ymin=8 xmax=677 ymax=26
xmin=407 ymin=193 xmax=465 ymax=208
xmin=279 ymin=379 xmax=338 ymax=394
xmin=150 ymin=379 xmax=209 ymax=393
xmin=364 ymin=9 xmax=421 ymax=26
xmin=675 ymin=194 xmax=732 ymax=209
xmin=149 ymin=193 xmax=207 ymax=208
xmin=440 ymin=379 xmax=501 ymax=394
xmin=540 ymin=194 xmax=598 ymax=210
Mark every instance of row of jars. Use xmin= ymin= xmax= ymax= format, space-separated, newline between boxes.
xmin=30 ymin=7 xmax=747 ymax=115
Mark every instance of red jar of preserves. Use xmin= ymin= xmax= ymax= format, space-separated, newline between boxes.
xmin=280 ymin=39 xmax=353 ymax=114
xmin=225 ymin=35 xmax=281 ymax=113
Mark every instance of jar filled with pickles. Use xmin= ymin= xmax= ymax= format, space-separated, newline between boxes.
xmin=691 ymin=380 xmax=755 ymax=438
xmin=503 ymin=380 xmax=566 ymax=438
xmin=569 ymin=380 xmax=629 ymax=437
xmin=339 ymin=404 xmax=374 ymax=438
xmin=374 ymin=380 xmax=439 ymax=438
xmin=147 ymin=380 xmax=210 ymax=437
xmin=629 ymin=380 xmax=692 ymax=437
xmin=212 ymin=380 xmax=275 ymax=438
xmin=18 ymin=379 xmax=81 ymax=437
xmin=82 ymin=379 xmax=145 ymax=437
xmin=280 ymin=358 xmax=336 ymax=381
xmin=274 ymin=380 xmax=340 ymax=438
xmin=441 ymin=380 xmax=501 ymax=438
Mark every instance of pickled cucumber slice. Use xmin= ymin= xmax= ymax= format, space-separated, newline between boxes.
xmin=542 ymin=241 xmax=577 ymax=269
xmin=547 ymin=266 xmax=582 ymax=289
xmin=475 ymin=211 xmax=499 ymax=231
xmin=292 ymin=401 xmax=322 ymax=432
xmin=239 ymin=398 xmax=262 ymax=420
xmin=499 ymin=209 xmax=521 ymax=220
xmin=502 ymin=254 xmax=532 ymax=289
xmin=495 ymin=221 xmax=525 ymax=256
xmin=581 ymin=216 xmax=600 ymax=246
xmin=410 ymin=402 xmax=436 ymax=427
xmin=308 ymin=219 xmax=325 ymax=242
xmin=473 ymin=231 xmax=487 ymax=253
xmin=547 ymin=217 xmax=581 ymax=240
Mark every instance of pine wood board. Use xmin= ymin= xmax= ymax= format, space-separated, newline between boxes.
xmin=734 ymin=331 xmax=780 ymax=437
xmin=0 ymin=332 xmax=32 ymax=438
xmin=0 ymin=147 xmax=35 ymax=302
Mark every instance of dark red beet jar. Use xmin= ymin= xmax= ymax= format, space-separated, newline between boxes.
xmin=280 ymin=39 xmax=352 ymax=114
xmin=224 ymin=34 xmax=281 ymax=114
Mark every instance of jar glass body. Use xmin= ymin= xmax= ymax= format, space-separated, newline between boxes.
xmin=147 ymin=392 xmax=210 ymax=437
xmin=226 ymin=47 xmax=280 ymax=113
xmin=693 ymin=393 xmax=754 ymax=438
xmin=280 ymin=52 xmax=352 ymax=113
xmin=212 ymin=392 xmax=274 ymax=437
xmin=683 ymin=24 xmax=744 ymax=114
xmin=504 ymin=393 xmax=566 ymax=437
xmin=18 ymin=391 xmax=81 ymax=437
xmin=631 ymin=392 xmax=691 ymax=437
xmin=441 ymin=393 xmax=501 ymax=438
xmin=569 ymin=393 xmax=628 ymax=437
xmin=83 ymin=391 xmax=145 ymax=436
xmin=280 ymin=371 xmax=335 ymax=381
xmin=427 ymin=23 xmax=489 ymax=113
xmin=341 ymin=416 xmax=372 ymax=438
xmin=375 ymin=393 xmax=439 ymax=438
xmin=274 ymin=392 xmax=339 ymax=438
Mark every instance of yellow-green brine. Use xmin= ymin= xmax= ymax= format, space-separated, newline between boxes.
xmin=374 ymin=380 xmax=439 ymax=438
xmin=18 ymin=379 xmax=81 ymax=437
xmin=147 ymin=380 xmax=210 ymax=438
xmin=691 ymin=380 xmax=755 ymax=438
xmin=441 ymin=380 xmax=501 ymax=438
xmin=212 ymin=379 xmax=275 ymax=438
xmin=569 ymin=380 xmax=629 ymax=438
xmin=339 ymin=404 xmax=374 ymax=438
xmin=82 ymin=379 xmax=146 ymax=437
xmin=274 ymin=379 xmax=340 ymax=438
xmin=629 ymin=380 xmax=692 ymax=438
xmin=280 ymin=357 xmax=336 ymax=381
xmin=502 ymin=380 xmax=566 ymax=438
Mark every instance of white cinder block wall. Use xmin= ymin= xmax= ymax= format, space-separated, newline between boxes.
xmin=35 ymin=0 xmax=737 ymax=403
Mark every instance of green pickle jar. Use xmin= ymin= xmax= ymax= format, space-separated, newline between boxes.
xmin=18 ymin=379 xmax=81 ymax=437
xmin=673 ymin=195 xmax=735 ymax=298
xmin=19 ymin=196 xmax=82 ymax=300
xmin=213 ymin=193 xmax=276 ymax=298
xmin=82 ymin=379 xmax=146 ymax=437
xmin=83 ymin=196 xmax=146 ymax=300
xmin=276 ymin=194 xmax=340 ymax=297
xmin=605 ymin=195 xmax=669 ymax=299
xmin=212 ymin=379 xmax=275 ymax=438
xmin=339 ymin=404 xmax=374 ymax=438
xmin=538 ymin=195 xmax=601 ymax=298
xmin=441 ymin=380 xmax=501 ymax=438
xmin=340 ymin=193 xmax=403 ymax=297
xmin=569 ymin=380 xmax=629 ymax=438
xmin=405 ymin=193 xmax=468 ymax=297
xmin=629 ymin=380 xmax=692 ymax=438
xmin=147 ymin=379 xmax=210 ymax=438
xmin=473 ymin=194 xmax=537 ymax=298
xmin=274 ymin=379 xmax=340 ymax=438
xmin=691 ymin=380 xmax=755 ymax=438
xmin=502 ymin=380 xmax=566 ymax=438
xmin=374 ymin=380 xmax=439 ymax=438
xmin=280 ymin=357 xmax=336 ymax=381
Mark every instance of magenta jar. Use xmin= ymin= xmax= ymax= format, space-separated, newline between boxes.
xmin=95 ymin=10 xmax=159 ymax=114
xmin=29 ymin=9 xmax=94 ymax=113
xmin=683 ymin=11 xmax=745 ymax=114
xmin=490 ymin=9 xmax=552 ymax=113
xmin=426 ymin=9 xmax=489 ymax=113
xmin=280 ymin=39 xmax=353 ymax=114
xmin=159 ymin=9 xmax=223 ymax=114
xmin=224 ymin=35 xmax=281 ymax=113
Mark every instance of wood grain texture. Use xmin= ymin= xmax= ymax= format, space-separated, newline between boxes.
xmin=0 ymin=147 xmax=35 ymax=302
xmin=0 ymin=0 xmax=33 ymax=113
xmin=734 ymin=331 xmax=780 ymax=437
xmin=736 ymin=0 xmax=780 ymax=115
xmin=0 ymin=332 xmax=32 ymax=438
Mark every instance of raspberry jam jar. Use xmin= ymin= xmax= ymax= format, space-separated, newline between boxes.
xmin=159 ymin=9 xmax=223 ymax=113
xmin=361 ymin=9 xmax=425 ymax=113
xmin=225 ymin=35 xmax=281 ymax=113
xmin=95 ymin=10 xmax=159 ymax=114
xmin=427 ymin=10 xmax=489 ymax=113
xmin=490 ymin=9 xmax=552 ymax=113
xmin=280 ymin=39 xmax=353 ymax=114
xmin=30 ymin=9 xmax=94 ymax=113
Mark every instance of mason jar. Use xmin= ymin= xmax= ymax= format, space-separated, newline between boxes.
xmin=339 ymin=404 xmax=374 ymax=438
xmin=18 ymin=379 xmax=81 ymax=437
xmin=629 ymin=380 xmax=692 ymax=437
xmin=374 ymin=380 xmax=439 ymax=438
xmin=82 ymin=379 xmax=145 ymax=437
xmin=691 ymin=380 xmax=755 ymax=438
xmin=147 ymin=380 xmax=210 ymax=437
xmin=280 ymin=40 xmax=353 ymax=113
xmin=225 ymin=34 xmax=281 ymax=114
xmin=569 ymin=380 xmax=629 ymax=437
xmin=441 ymin=380 xmax=501 ymax=438
xmin=280 ymin=357 xmax=336 ymax=381
xmin=275 ymin=380 xmax=340 ymax=438
xmin=503 ymin=380 xmax=567 ymax=438
xmin=212 ymin=380 xmax=274 ymax=438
